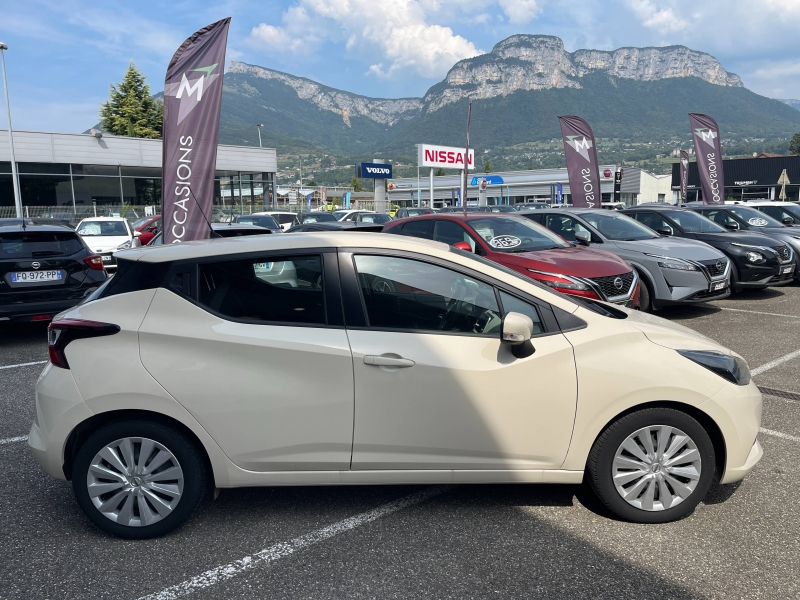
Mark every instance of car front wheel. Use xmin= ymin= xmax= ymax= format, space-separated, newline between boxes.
xmin=587 ymin=408 xmax=716 ymax=523
xmin=72 ymin=420 xmax=208 ymax=539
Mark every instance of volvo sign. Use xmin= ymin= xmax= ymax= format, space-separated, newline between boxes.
xmin=356 ymin=163 xmax=393 ymax=178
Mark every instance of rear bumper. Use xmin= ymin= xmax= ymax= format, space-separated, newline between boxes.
xmin=0 ymin=297 xmax=91 ymax=321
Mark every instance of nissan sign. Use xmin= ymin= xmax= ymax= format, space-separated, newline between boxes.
xmin=418 ymin=144 xmax=475 ymax=169
xmin=356 ymin=163 xmax=393 ymax=178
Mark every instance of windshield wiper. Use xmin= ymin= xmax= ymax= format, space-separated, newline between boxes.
xmin=31 ymin=251 xmax=63 ymax=256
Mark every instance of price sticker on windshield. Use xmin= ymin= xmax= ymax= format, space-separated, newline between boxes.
xmin=747 ymin=217 xmax=769 ymax=226
xmin=489 ymin=235 xmax=522 ymax=249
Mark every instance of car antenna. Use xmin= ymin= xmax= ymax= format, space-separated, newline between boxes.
xmin=184 ymin=186 xmax=219 ymax=238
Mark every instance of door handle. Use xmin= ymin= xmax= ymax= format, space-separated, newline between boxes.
xmin=363 ymin=355 xmax=415 ymax=368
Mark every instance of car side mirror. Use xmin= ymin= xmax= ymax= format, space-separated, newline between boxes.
xmin=133 ymin=230 xmax=142 ymax=237
xmin=724 ymin=222 xmax=739 ymax=230
xmin=452 ymin=241 xmax=473 ymax=252
xmin=574 ymin=230 xmax=591 ymax=245
xmin=782 ymin=217 xmax=794 ymax=225
xmin=501 ymin=312 xmax=535 ymax=359
xmin=656 ymin=226 xmax=672 ymax=236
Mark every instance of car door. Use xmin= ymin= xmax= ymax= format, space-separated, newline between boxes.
xmin=138 ymin=250 xmax=355 ymax=472
xmin=340 ymin=251 xmax=578 ymax=470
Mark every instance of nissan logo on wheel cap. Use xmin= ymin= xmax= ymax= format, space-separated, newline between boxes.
xmin=613 ymin=276 xmax=624 ymax=290
xmin=31 ymin=262 xmax=40 ymax=270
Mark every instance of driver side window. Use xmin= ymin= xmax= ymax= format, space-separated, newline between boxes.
xmin=353 ymin=255 xmax=502 ymax=335
xmin=545 ymin=215 xmax=588 ymax=242
xmin=634 ymin=212 xmax=672 ymax=234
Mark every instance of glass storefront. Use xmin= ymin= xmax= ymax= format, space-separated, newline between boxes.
xmin=0 ymin=163 xmax=276 ymax=214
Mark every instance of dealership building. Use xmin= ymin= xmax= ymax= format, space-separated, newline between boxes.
xmin=387 ymin=165 xmax=672 ymax=207
xmin=0 ymin=129 xmax=278 ymax=219
xmin=671 ymin=154 xmax=800 ymax=202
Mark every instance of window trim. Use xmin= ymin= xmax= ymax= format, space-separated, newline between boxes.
xmin=161 ymin=247 xmax=343 ymax=329
xmin=338 ymin=247 xmax=559 ymax=337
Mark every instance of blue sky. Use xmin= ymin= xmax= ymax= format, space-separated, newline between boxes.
xmin=1 ymin=0 xmax=799 ymax=133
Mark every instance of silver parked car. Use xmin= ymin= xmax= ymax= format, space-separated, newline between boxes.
xmin=519 ymin=209 xmax=731 ymax=311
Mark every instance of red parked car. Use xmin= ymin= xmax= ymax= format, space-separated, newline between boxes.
xmin=131 ymin=215 xmax=161 ymax=245
xmin=384 ymin=213 xmax=640 ymax=307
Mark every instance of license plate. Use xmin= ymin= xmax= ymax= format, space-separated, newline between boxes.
xmin=781 ymin=265 xmax=794 ymax=274
xmin=709 ymin=281 xmax=726 ymax=292
xmin=10 ymin=270 xmax=62 ymax=283
xmin=253 ymin=262 xmax=272 ymax=271
xmin=102 ymin=256 xmax=112 ymax=262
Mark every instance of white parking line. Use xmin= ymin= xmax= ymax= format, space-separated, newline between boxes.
xmin=760 ymin=428 xmax=800 ymax=443
xmin=719 ymin=307 xmax=800 ymax=319
xmin=751 ymin=349 xmax=800 ymax=376
xmin=0 ymin=360 xmax=47 ymax=370
xmin=139 ymin=486 xmax=449 ymax=600
xmin=0 ymin=435 xmax=28 ymax=445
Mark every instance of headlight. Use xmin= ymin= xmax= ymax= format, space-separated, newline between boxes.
xmin=745 ymin=251 xmax=765 ymax=263
xmin=677 ymin=350 xmax=751 ymax=385
xmin=116 ymin=241 xmax=132 ymax=250
xmin=527 ymin=270 xmax=589 ymax=290
xmin=645 ymin=254 xmax=698 ymax=271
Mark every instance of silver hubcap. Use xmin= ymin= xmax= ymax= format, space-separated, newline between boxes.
xmin=86 ymin=437 xmax=184 ymax=527
xmin=612 ymin=425 xmax=702 ymax=511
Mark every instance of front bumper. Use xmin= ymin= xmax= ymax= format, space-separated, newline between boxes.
xmin=721 ymin=439 xmax=764 ymax=485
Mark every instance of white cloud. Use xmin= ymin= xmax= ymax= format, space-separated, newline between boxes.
xmin=626 ymin=0 xmax=689 ymax=33
xmin=498 ymin=0 xmax=542 ymax=24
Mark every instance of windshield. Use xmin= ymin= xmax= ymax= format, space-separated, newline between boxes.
xmin=332 ymin=211 xmax=349 ymax=220
xmin=728 ymin=206 xmax=784 ymax=227
xmin=466 ymin=216 xmax=571 ymax=253
xmin=359 ymin=213 xmax=392 ymax=224
xmin=238 ymin=215 xmax=280 ymax=229
xmin=581 ymin=212 xmax=657 ymax=241
xmin=486 ymin=205 xmax=516 ymax=213
xmin=0 ymin=231 xmax=84 ymax=258
xmin=77 ymin=220 xmax=129 ymax=237
xmin=782 ymin=204 xmax=800 ymax=220
xmin=663 ymin=210 xmax=726 ymax=233
xmin=302 ymin=213 xmax=336 ymax=223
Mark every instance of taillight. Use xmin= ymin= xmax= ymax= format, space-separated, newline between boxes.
xmin=83 ymin=255 xmax=105 ymax=270
xmin=47 ymin=319 xmax=120 ymax=369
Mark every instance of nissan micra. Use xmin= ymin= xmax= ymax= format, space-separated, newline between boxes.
xmin=30 ymin=232 xmax=763 ymax=538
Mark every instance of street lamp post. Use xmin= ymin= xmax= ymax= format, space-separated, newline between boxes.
xmin=256 ymin=123 xmax=263 ymax=148
xmin=0 ymin=43 xmax=22 ymax=219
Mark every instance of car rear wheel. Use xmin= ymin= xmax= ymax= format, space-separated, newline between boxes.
xmin=587 ymin=408 xmax=715 ymax=523
xmin=73 ymin=420 xmax=207 ymax=539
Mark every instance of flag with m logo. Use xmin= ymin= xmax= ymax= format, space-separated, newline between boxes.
xmin=558 ymin=115 xmax=601 ymax=208
xmin=689 ymin=113 xmax=725 ymax=205
xmin=162 ymin=18 xmax=231 ymax=244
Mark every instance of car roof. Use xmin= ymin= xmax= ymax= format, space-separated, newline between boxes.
xmin=516 ymin=207 xmax=605 ymax=215
xmin=211 ymin=223 xmax=266 ymax=230
xmin=0 ymin=222 xmax=78 ymax=233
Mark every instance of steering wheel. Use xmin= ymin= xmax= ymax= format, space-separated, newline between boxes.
xmin=439 ymin=298 xmax=464 ymax=331
xmin=371 ymin=277 xmax=396 ymax=293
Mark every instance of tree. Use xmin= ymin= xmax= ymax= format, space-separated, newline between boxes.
xmin=483 ymin=159 xmax=493 ymax=173
xmin=307 ymin=180 xmax=318 ymax=187
xmin=99 ymin=62 xmax=163 ymax=138
xmin=790 ymin=133 xmax=800 ymax=155
xmin=434 ymin=168 xmax=446 ymax=176
xmin=350 ymin=176 xmax=363 ymax=192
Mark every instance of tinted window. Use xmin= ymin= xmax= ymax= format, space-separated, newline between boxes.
xmin=727 ymin=206 xmax=783 ymax=227
xmin=301 ymin=213 xmax=336 ymax=223
xmin=433 ymin=220 xmax=477 ymax=252
xmin=359 ymin=213 xmax=392 ymax=224
xmin=215 ymin=227 xmax=271 ymax=238
xmin=274 ymin=214 xmax=298 ymax=225
xmin=400 ymin=220 xmax=434 ymax=239
xmin=545 ymin=215 xmax=591 ymax=242
xmin=198 ymin=255 xmax=325 ymax=325
xmin=78 ymin=220 xmax=129 ymax=236
xmin=0 ymin=231 xmax=84 ymax=258
xmin=237 ymin=215 xmax=280 ymax=229
xmin=354 ymin=255 xmax=502 ymax=335
xmin=699 ymin=209 xmax=740 ymax=228
xmin=499 ymin=291 xmax=543 ymax=335
xmin=662 ymin=210 xmax=725 ymax=233
xmin=580 ymin=212 xmax=657 ymax=241
xmin=467 ymin=217 xmax=570 ymax=252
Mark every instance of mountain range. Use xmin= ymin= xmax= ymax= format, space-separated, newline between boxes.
xmin=217 ymin=34 xmax=800 ymax=155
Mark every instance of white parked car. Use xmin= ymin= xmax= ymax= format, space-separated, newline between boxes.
xmin=254 ymin=211 xmax=299 ymax=232
xmin=31 ymin=232 xmax=762 ymax=538
xmin=75 ymin=217 xmax=139 ymax=270
xmin=332 ymin=209 xmax=374 ymax=221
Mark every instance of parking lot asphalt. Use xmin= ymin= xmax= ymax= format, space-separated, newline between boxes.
xmin=1 ymin=285 xmax=799 ymax=599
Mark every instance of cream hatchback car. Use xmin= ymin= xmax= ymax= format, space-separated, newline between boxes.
xmin=30 ymin=233 xmax=763 ymax=538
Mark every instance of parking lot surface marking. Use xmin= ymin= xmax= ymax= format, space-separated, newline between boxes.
xmin=0 ymin=435 xmax=28 ymax=445
xmin=0 ymin=360 xmax=47 ymax=370
xmin=719 ymin=307 xmax=800 ymax=319
xmin=751 ymin=348 xmax=800 ymax=376
xmin=759 ymin=427 xmax=800 ymax=443
xmin=138 ymin=485 xmax=450 ymax=600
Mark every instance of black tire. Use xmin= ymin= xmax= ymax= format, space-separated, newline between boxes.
xmin=72 ymin=420 xmax=208 ymax=539
xmin=637 ymin=272 xmax=652 ymax=312
xmin=730 ymin=262 xmax=741 ymax=293
xmin=587 ymin=408 xmax=716 ymax=524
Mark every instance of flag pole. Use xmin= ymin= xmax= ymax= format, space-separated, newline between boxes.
xmin=462 ymin=99 xmax=472 ymax=217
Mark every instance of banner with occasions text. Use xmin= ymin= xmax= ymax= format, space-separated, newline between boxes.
xmin=689 ymin=113 xmax=725 ymax=205
xmin=558 ymin=115 xmax=601 ymax=208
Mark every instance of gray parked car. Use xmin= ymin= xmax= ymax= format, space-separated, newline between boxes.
xmin=519 ymin=208 xmax=731 ymax=311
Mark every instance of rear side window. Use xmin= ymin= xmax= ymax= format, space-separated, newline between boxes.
xmin=99 ymin=259 xmax=172 ymax=299
xmin=197 ymin=255 xmax=325 ymax=325
xmin=399 ymin=220 xmax=434 ymax=239
xmin=0 ymin=231 xmax=84 ymax=259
